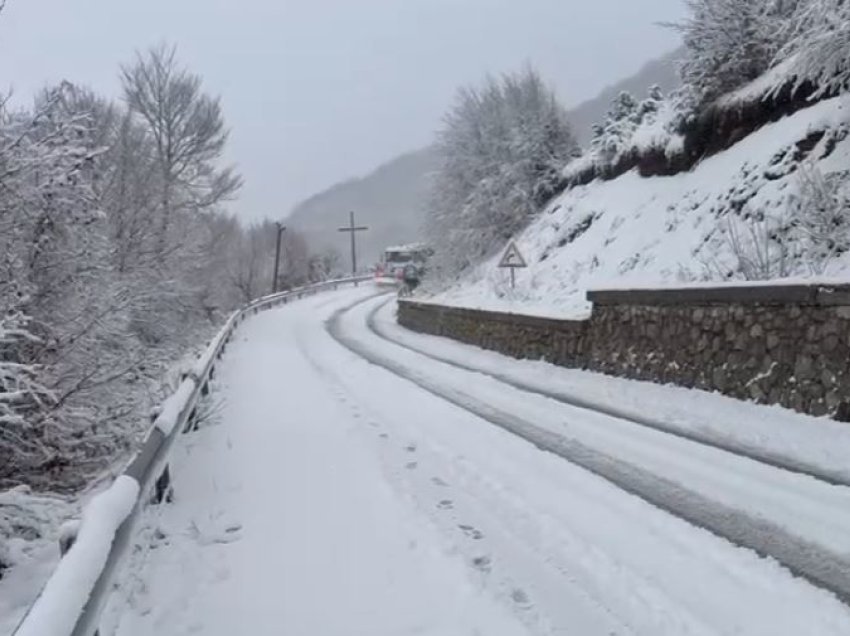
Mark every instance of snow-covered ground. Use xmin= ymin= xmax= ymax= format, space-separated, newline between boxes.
xmin=371 ymin=299 xmax=850 ymax=483
xmin=335 ymin=296 xmax=850 ymax=565
xmin=0 ymin=490 xmax=75 ymax=636
xmin=430 ymin=96 xmax=850 ymax=318
xmin=96 ymin=286 xmax=850 ymax=635
xmin=105 ymin=288 xmax=529 ymax=636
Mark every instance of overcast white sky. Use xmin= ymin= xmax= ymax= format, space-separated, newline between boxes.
xmin=0 ymin=0 xmax=684 ymax=222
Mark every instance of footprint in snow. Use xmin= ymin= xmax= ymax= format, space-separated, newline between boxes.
xmin=510 ymin=588 xmax=533 ymax=610
xmin=405 ymin=461 xmax=418 ymax=470
xmin=437 ymin=499 xmax=454 ymax=510
xmin=431 ymin=476 xmax=449 ymax=487
xmin=458 ymin=524 xmax=484 ymax=540
xmin=148 ymin=527 xmax=170 ymax=549
xmin=405 ymin=443 xmax=417 ymax=453
xmin=472 ymin=555 xmax=492 ymax=573
xmin=189 ymin=521 xmax=243 ymax=546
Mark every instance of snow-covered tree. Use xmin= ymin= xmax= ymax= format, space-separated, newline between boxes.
xmin=638 ymin=85 xmax=664 ymax=122
xmin=316 ymin=247 xmax=342 ymax=281
xmin=277 ymin=227 xmax=312 ymax=290
xmin=426 ymin=67 xmax=576 ymax=280
xmin=671 ymin=0 xmax=796 ymax=103
xmin=225 ymin=223 xmax=319 ymax=302
xmin=121 ymin=43 xmax=242 ymax=253
xmin=0 ymin=54 xmax=252 ymax=492
xmin=118 ymin=45 xmax=247 ymax=347
xmin=0 ymin=307 xmax=52 ymax=483
xmin=0 ymin=83 xmax=116 ymax=485
xmin=779 ymin=0 xmax=850 ymax=97
xmin=226 ymin=223 xmax=272 ymax=303
xmin=598 ymin=92 xmax=640 ymax=163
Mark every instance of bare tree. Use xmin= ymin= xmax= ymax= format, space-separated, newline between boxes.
xmin=318 ymin=247 xmax=342 ymax=280
xmin=121 ymin=43 xmax=242 ymax=252
xmin=702 ymin=209 xmax=795 ymax=281
xmin=791 ymin=163 xmax=850 ymax=274
xmin=426 ymin=67 xmax=576 ymax=282
xmin=277 ymin=227 xmax=312 ymax=290
xmin=227 ymin=223 xmax=272 ymax=304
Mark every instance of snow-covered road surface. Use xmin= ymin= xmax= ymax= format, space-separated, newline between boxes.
xmin=371 ymin=299 xmax=850 ymax=485
xmin=107 ymin=286 xmax=850 ymax=635
xmin=333 ymin=295 xmax=850 ymax=599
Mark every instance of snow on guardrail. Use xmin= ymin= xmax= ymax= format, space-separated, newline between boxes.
xmin=12 ymin=276 xmax=370 ymax=636
xmin=14 ymin=477 xmax=139 ymax=636
xmin=153 ymin=378 xmax=198 ymax=436
xmin=189 ymin=311 xmax=240 ymax=380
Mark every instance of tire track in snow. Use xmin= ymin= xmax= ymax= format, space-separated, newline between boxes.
xmin=366 ymin=298 xmax=850 ymax=488
xmin=295 ymin=298 xmax=644 ymax=635
xmin=327 ymin=294 xmax=850 ymax=606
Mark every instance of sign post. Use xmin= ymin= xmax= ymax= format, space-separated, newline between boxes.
xmin=271 ymin=222 xmax=286 ymax=294
xmin=337 ymin=211 xmax=369 ymax=277
xmin=497 ymin=240 xmax=527 ymax=289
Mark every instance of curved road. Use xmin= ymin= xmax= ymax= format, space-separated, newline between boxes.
xmin=110 ymin=286 xmax=850 ymax=636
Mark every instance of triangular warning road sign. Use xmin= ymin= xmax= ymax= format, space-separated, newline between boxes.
xmin=498 ymin=241 xmax=527 ymax=268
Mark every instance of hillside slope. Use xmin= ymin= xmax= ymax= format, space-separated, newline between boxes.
xmin=287 ymin=148 xmax=437 ymax=266
xmin=286 ymin=49 xmax=682 ymax=266
xmin=430 ymin=96 xmax=850 ymax=318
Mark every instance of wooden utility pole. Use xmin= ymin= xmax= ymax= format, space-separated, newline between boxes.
xmin=272 ymin=222 xmax=286 ymax=293
xmin=337 ymin=211 xmax=368 ymax=276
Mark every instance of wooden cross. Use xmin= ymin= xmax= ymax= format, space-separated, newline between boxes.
xmin=337 ymin=211 xmax=369 ymax=276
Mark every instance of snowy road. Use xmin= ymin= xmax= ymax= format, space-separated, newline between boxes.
xmin=108 ymin=286 xmax=850 ymax=635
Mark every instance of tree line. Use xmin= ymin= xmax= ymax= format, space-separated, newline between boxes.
xmin=0 ymin=43 xmax=339 ymax=494
xmin=424 ymin=0 xmax=850 ymax=286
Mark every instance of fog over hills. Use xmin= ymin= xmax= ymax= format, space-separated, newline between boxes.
xmin=287 ymin=48 xmax=682 ymax=267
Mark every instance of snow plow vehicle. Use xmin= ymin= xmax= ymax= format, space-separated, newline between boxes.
xmin=374 ymin=243 xmax=432 ymax=290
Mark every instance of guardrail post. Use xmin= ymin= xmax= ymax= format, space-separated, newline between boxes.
xmin=152 ymin=465 xmax=172 ymax=504
xmin=183 ymin=406 xmax=200 ymax=433
xmin=58 ymin=521 xmax=79 ymax=557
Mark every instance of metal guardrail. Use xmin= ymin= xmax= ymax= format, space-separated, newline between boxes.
xmin=12 ymin=276 xmax=370 ymax=636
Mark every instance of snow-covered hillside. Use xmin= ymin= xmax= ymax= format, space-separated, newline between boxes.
xmin=431 ymin=96 xmax=850 ymax=318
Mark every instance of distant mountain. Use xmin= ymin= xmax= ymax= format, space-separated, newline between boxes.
xmin=287 ymin=147 xmax=438 ymax=267
xmin=287 ymin=48 xmax=683 ymax=267
xmin=568 ymin=47 xmax=683 ymax=146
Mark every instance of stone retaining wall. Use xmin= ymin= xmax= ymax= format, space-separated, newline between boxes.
xmin=397 ymin=283 xmax=850 ymax=419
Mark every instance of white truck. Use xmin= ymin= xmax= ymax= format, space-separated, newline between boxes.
xmin=374 ymin=243 xmax=431 ymax=287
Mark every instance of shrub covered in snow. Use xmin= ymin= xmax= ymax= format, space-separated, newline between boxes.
xmin=668 ymin=0 xmax=799 ymax=105
xmin=779 ymin=0 xmax=850 ymax=99
xmin=425 ymin=67 xmax=577 ymax=283
xmin=562 ymin=87 xmax=691 ymax=186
